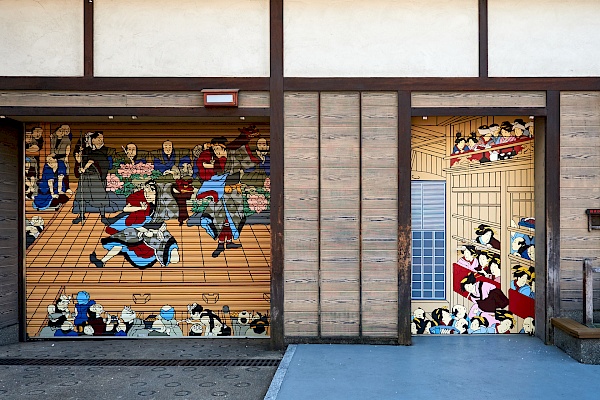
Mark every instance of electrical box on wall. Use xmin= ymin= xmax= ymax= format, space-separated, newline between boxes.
xmin=585 ymin=209 xmax=600 ymax=231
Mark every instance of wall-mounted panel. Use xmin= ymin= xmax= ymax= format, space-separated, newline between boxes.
xmin=320 ymin=92 xmax=360 ymax=336
xmin=361 ymin=92 xmax=398 ymax=337
xmin=284 ymin=0 xmax=479 ymax=77
xmin=0 ymin=0 xmax=83 ymax=76
xmin=284 ymin=92 xmax=320 ymax=337
xmin=560 ymin=92 xmax=600 ymax=315
xmin=489 ymin=1 xmax=600 ymax=77
xmin=0 ymin=91 xmax=269 ymax=109
xmin=94 ymin=0 xmax=269 ymax=77
xmin=412 ymin=92 xmax=546 ymax=109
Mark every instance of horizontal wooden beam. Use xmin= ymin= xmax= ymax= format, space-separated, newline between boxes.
xmin=284 ymin=77 xmax=600 ymax=91
xmin=0 ymin=77 xmax=270 ymax=91
xmin=0 ymin=107 xmax=270 ymax=117
xmin=411 ymin=107 xmax=547 ymax=116
xmin=3 ymin=77 xmax=600 ymax=92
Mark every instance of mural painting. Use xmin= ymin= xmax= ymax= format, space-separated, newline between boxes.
xmin=411 ymin=116 xmax=535 ymax=335
xmin=25 ymin=122 xmax=271 ymax=338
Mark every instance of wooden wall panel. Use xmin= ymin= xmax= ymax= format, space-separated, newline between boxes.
xmin=283 ymin=92 xmax=320 ymax=336
xmin=361 ymin=92 xmax=398 ymax=337
xmin=560 ymin=92 xmax=600 ymax=312
xmin=411 ymin=91 xmax=546 ymax=108
xmin=0 ymin=119 xmax=20 ymax=338
xmin=320 ymin=92 xmax=360 ymax=337
xmin=0 ymin=91 xmax=269 ymax=109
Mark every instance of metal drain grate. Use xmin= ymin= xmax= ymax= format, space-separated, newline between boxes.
xmin=0 ymin=358 xmax=281 ymax=367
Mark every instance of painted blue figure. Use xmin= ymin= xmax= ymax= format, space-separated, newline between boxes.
xmin=73 ymin=291 xmax=96 ymax=328
xmin=33 ymin=155 xmax=69 ymax=211
xmin=153 ymin=140 xmax=180 ymax=173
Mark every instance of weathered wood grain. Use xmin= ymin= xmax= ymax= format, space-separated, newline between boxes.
xmin=412 ymin=91 xmax=546 ymax=108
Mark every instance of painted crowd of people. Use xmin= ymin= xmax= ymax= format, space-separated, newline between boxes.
xmin=40 ymin=290 xmax=269 ymax=338
xmin=451 ymin=118 xmax=534 ymax=165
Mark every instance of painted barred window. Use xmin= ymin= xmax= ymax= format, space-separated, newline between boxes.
xmin=411 ymin=181 xmax=446 ymax=300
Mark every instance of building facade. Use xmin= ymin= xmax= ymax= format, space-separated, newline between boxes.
xmin=1 ymin=0 xmax=599 ymax=349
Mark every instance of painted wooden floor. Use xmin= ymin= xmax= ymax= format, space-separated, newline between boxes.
xmin=25 ymin=195 xmax=271 ymax=337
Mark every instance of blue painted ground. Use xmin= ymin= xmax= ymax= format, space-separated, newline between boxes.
xmin=272 ymin=336 xmax=600 ymax=400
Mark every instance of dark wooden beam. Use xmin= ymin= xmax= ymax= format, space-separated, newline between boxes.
xmin=17 ymin=119 xmax=25 ymax=342
xmin=284 ymin=77 xmax=600 ymax=91
xmin=0 ymin=77 xmax=270 ymax=91
xmin=412 ymin=107 xmax=546 ymax=117
xmin=0 ymin=107 xmax=269 ymax=118
xmin=397 ymin=91 xmax=412 ymax=345
xmin=479 ymin=0 xmax=488 ymax=78
xmin=84 ymin=0 xmax=94 ymax=77
xmin=4 ymin=76 xmax=600 ymax=92
xmin=545 ymin=90 xmax=561 ymax=343
xmin=269 ymin=0 xmax=285 ymax=351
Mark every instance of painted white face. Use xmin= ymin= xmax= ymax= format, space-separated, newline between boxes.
xmin=125 ymin=144 xmax=137 ymax=159
xmin=413 ymin=308 xmax=425 ymax=320
xmin=512 ymin=238 xmax=524 ymax=251
xmin=481 ymin=231 xmax=493 ymax=244
xmin=464 ymin=283 xmax=476 ymax=295
xmin=470 ymin=319 xmax=480 ymax=331
xmin=498 ymin=319 xmax=512 ymax=333
xmin=162 ymin=141 xmax=173 ymax=155
xmin=490 ymin=262 xmax=501 ymax=277
xmin=523 ymin=318 xmax=534 ymax=334
xmin=527 ymin=246 xmax=535 ymax=261
xmin=463 ymin=249 xmax=474 ymax=261
xmin=257 ymin=138 xmax=269 ymax=152
xmin=213 ymin=144 xmax=226 ymax=158
xmin=517 ymin=274 xmax=529 ymax=287
xmin=121 ymin=307 xmax=135 ymax=323
xmin=83 ymin=325 xmax=95 ymax=335
xmin=478 ymin=254 xmax=489 ymax=268
xmin=90 ymin=303 xmax=104 ymax=315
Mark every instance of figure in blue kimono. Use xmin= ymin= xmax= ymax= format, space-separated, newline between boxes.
xmin=33 ymin=155 xmax=69 ymax=211
xmin=153 ymin=140 xmax=190 ymax=175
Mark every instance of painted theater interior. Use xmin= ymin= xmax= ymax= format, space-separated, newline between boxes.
xmin=411 ymin=116 xmax=535 ymax=335
xmin=24 ymin=122 xmax=272 ymax=338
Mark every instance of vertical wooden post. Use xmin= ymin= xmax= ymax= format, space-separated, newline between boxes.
xmin=546 ymin=91 xmax=561 ymax=343
xmin=84 ymin=0 xmax=94 ymax=77
xmin=584 ymin=259 xmax=594 ymax=326
xmin=397 ymin=91 xmax=412 ymax=345
xmin=479 ymin=0 xmax=488 ymax=78
xmin=269 ymin=0 xmax=285 ymax=350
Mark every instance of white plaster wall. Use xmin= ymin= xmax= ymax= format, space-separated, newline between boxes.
xmin=284 ymin=0 xmax=479 ymax=77
xmin=489 ymin=0 xmax=600 ymax=77
xmin=94 ymin=0 xmax=269 ymax=77
xmin=0 ymin=0 xmax=83 ymax=76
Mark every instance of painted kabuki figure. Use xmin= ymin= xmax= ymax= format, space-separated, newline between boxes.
xmin=190 ymin=125 xmax=262 ymax=257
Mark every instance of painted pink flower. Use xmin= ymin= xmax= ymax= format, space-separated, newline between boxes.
xmin=117 ymin=163 xmax=135 ymax=178
xmin=134 ymin=162 xmax=155 ymax=176
xmin=106 ymin=173 xmax=124 ymax=192
xmin=247 ymin=194 xmax=268 ymax=214
xmin=264 ymin=177 xmax=270 ymax=192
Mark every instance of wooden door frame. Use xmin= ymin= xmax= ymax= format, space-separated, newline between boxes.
xmin=406 ymin=102 xmax=557 ymax=344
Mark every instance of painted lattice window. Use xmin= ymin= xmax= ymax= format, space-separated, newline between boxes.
xmin=411 ymin=181 xmax=446 ymax=300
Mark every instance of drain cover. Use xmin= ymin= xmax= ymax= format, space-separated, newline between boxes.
xmin=0 ymin=359 xmax=280 ymax=367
